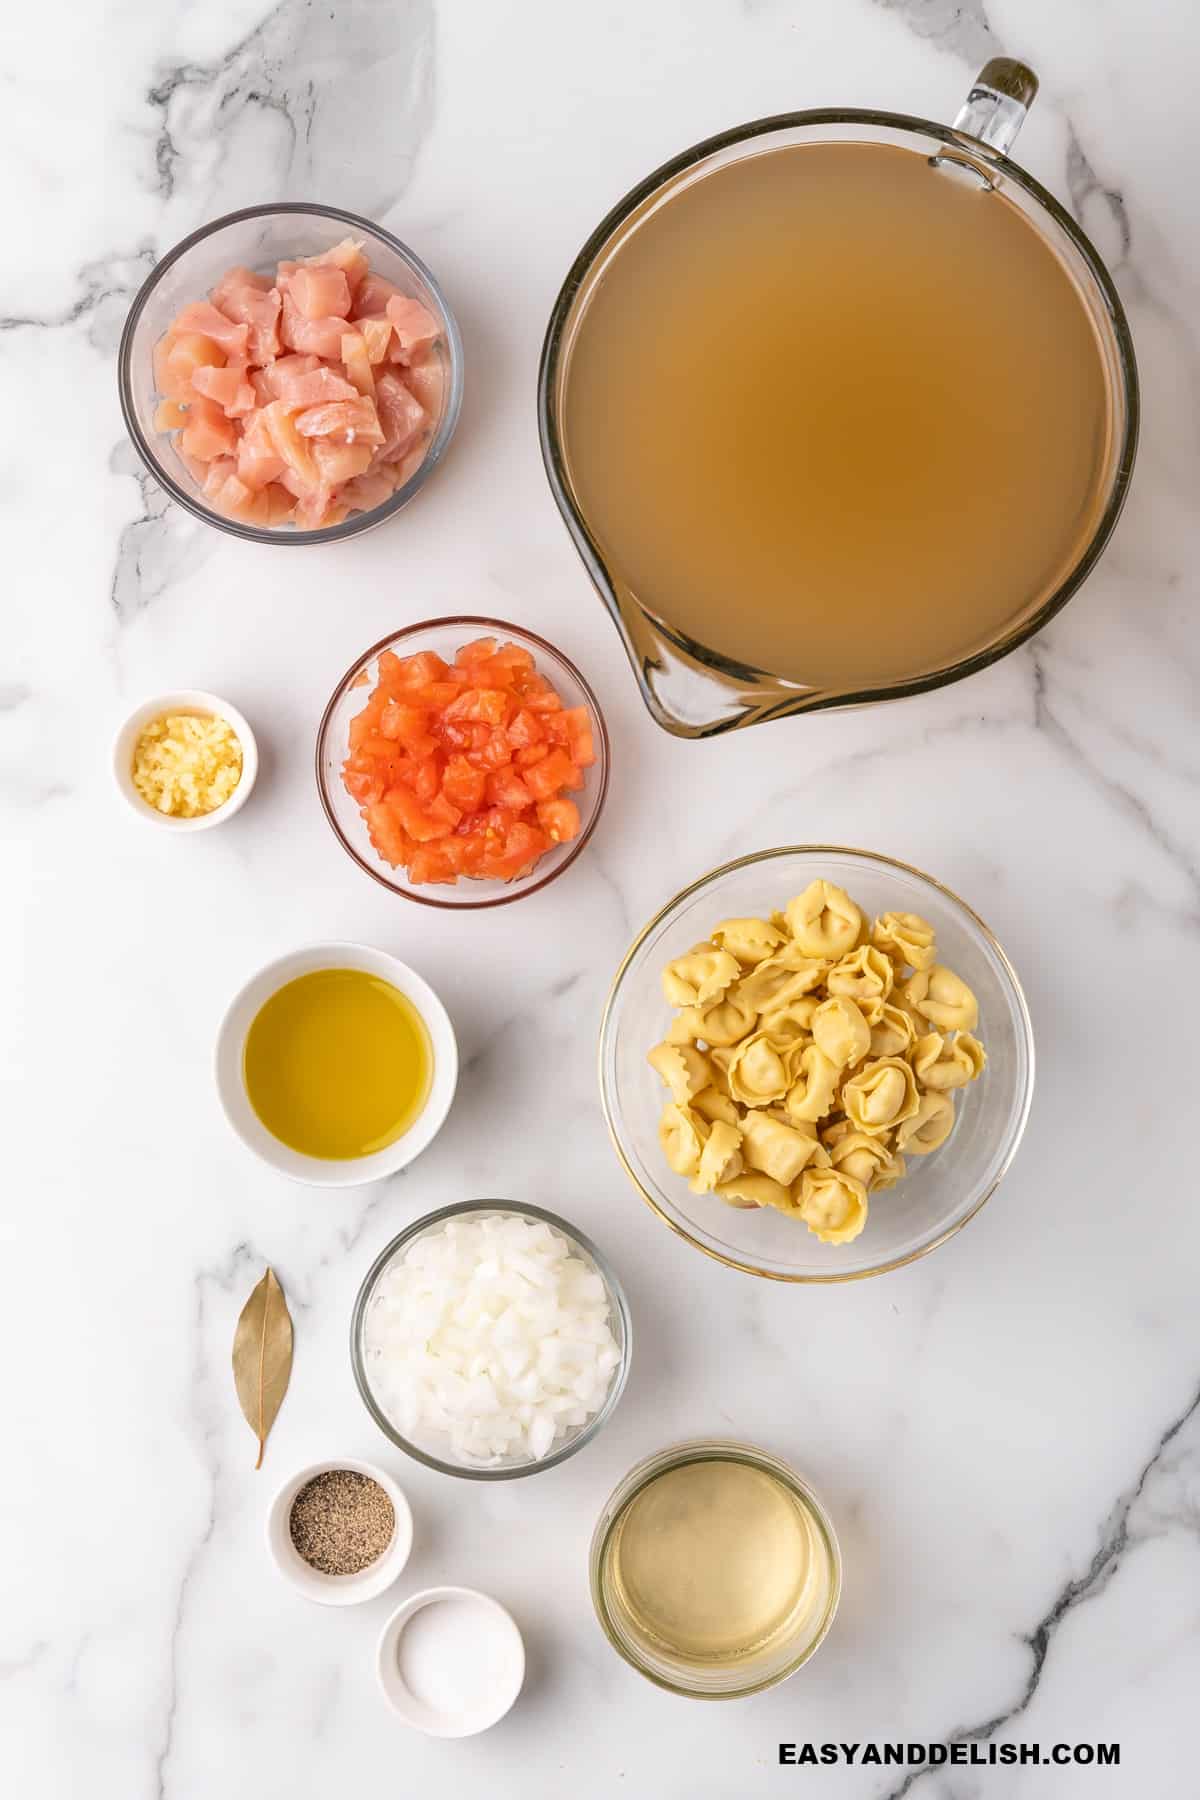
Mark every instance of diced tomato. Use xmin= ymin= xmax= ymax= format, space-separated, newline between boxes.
xmin=342 ymin=635 xmax=596 ymax=889
xmin=506 ymin=708 xmax=544 ymax=750
xmin=524 ymin=747 xmax=581 ymax=800
xmin=537 ymin=796 xmax=581 ymax=843
xmin=482 ymin=821 xmax=550 ymax=880
xmin=455 ymin=637 xmax=497 ymax=667
xmin=387 ymin=786 xmax=461 ymax=842
xmin=365 ymin=802 xmax=413 ymax=869
xmin=379 ymin=700 xmax=437 ymax=755
xmin=485 ymin=768 xmax=533 ymax=811
xmin=442 ymin=756 xmax=487 ymax=813
xmin=395 ymin=650 xmax=452 ymax=691
xmin=465 ymin=727 xmax=513 ymax=772
xmin=409 ymin=846 xmax=457 ymax=885
xmin=444 ymin=688 xmax=512 ymax=727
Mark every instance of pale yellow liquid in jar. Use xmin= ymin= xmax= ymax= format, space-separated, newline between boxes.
xmin=606 ymin=1458 xmax=833 ymax=1668
xmin=561 ymin=141 xmax=1113 ymax=690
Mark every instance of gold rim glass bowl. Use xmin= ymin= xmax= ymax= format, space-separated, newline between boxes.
xmin=316 ymin=617 xmax=610 ymax=908
xmin=350 ymin=1201 xmax=632 ymax=1478
xmin=118 ymin=202 xmax=463 ymax=543
xmin=599 ymin=846 xmax=1034 ymax=1281
xmin=590 ymin=1440 xmax=841 ymax=1697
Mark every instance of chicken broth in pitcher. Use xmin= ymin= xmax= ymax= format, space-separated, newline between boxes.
xmin=560 ymin=140 xmax=1113 ymax=690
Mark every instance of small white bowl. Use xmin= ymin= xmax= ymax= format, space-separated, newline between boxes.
xmin=112 ymin=688 xmax=258 ymax=831
xmin=377 ymin=1586 xmax=525 ymax=1735
xmin=215 ymin=940 xmax=458 ymax=1187
xmin=266 ymin=1458 xmax=413 ymax=1606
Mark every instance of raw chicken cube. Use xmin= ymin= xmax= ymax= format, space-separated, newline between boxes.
xmin=312 ymin=438 xmax=375 ymax=486
xmin=171 ymin=301 xmax=250 ymax=360
xmin=211 ymin=278 xmax=281 ymax=363
xmin=374 ymin=371 xmax=426 ymax=460
xmin=284 ymin=263 xmax=352 ymax=321
xmin=181 ymin=398 xmax=237 ymax=462
xmin=340 ymin=330 xmax=375 ymax=399
xmin=191 ymin=364 xmax=256 ymax=416
xmin=259 ymin=400 xmax=320 ymax=491
xmin=359 ymin=318 xmax=393 ymax=365
xmin=279 ymin=291 xmax=353 ymax=359
xmin=353 ymin=273 xmax=401 ymax=317
xmin=235 ymin=410 xmax=286 ymax=490
xmin=400 ymin=352 xmax=444 ymax=418
xmin=293 ymin=396 xmax=385 ymax=447
xmin=385 ymin=295 xmax=441 ymax=359
xmin=306 ymin=237 xmax=369 ymax=297
xmin=272 ymin=363 xmax=359 ymax=409
xmin=165 ymin=332 xmax=225 ymax=393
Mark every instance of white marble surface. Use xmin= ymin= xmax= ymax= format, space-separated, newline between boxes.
xmin=6 ymin=2 xmax=1200 ymax=1795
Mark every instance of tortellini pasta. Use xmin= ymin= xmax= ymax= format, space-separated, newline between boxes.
xmin=871 ymin=911 xmax=937 ymax=972
xmin=785 ymin=881 xmax=863 ymax=959
xmin=896 ymin=1090 xmax=956 ymax=1154
xmin=646 ymin=1041 xmax=712 ymax=1106
xmin=711 ymin=916 xmax=785 ymax=966
xmin=910 ymin=1032 xmax=987 ymax=1091
xmin=811 ymin=995 xmax=871 ymax=1071
xmin=691 ymin=1119 xmax=744 ymax=1193
xmin=646 ymin=881 xmax=989 ymax=1249
xmin=715 ymin=1172 xmax=796 ymax=1212
xmin=691 ymin=1085 xmax=740 ymax=1127
xmin=842 ymin=1056 xmax=921 ymax=1137
xmin=911 ymin=965 xmax=979 ymax=1034
xmin=868 ymin=1002 xmax=917 ymax=1060
xmin=658 ymin=1103 xmax=707 ymax=1177
xmin=825 ymin=945 xmax=894 ymax=1011
xmin=741 ymin=1111 xmax=826 ymax=1186
xmin=724 ymin=1031 xmax=796 ymax=1106
xmin=734 ymin=944 xmax=827 ymax=1014
xmin=662 ymin=946 xmax=740 ymax=1008
xmin=825 ymin=1127 xmax=906 ymax=1193
xmin=797 ymin=1167 xmax=869 ymax=1244
xmin=784 ymin=1044 xmax=840 ymax=1123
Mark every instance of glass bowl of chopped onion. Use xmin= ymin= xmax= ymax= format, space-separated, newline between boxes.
xmin=600 ymin=846 xmax=1035 ymax=1284
xmin=351 ymin=1202 xmax=632 ymax=1479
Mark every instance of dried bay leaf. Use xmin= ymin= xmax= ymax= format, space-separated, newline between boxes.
xmin=232 ymin=1267 xmax=293 ymax=1469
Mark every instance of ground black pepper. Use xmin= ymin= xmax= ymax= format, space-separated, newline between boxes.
xmin=289 ymin=1469 xmax=395 ymax=1576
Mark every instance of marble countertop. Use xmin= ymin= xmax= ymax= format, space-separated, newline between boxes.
xmin=7 ymin=1 xmax=1200 ymax=1794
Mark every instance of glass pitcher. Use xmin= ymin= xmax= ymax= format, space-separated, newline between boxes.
xmin=538 ymin=61 xmax=1138 ymax=738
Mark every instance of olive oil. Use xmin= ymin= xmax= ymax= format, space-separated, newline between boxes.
xmin=561 ymin=140 xmax=1112 ymax=690
xmin=602 ymin=1455 xmax=835 ymax=1675
xmin=243 ymin=968 xmax=432 ymax=1160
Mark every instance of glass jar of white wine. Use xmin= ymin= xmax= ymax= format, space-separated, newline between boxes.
xmin=589 ymin=1439 xmax=841 ymax=1698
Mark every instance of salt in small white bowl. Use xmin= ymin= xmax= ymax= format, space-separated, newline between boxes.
xmin=266 ymin=1457 xmax=413 ymax=1606
xmin=112 ymin=688 xmax=258 ymax=831
xmin=376 ymin=1586 xmax=525 ymax=1735
xmin=215 ymin=940 xmax=458 ymax=1188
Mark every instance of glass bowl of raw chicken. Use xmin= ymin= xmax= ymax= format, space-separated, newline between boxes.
xmin=118 ymin=203 xmax=463 ymax=542
xmin=600 ymin=847 xmax=1035 ymax=1283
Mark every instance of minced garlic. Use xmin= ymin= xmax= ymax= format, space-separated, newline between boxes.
xmin=132 ymin=712 xmax=242 ymax=818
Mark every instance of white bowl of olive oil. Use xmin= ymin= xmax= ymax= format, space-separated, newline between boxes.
xmin=215 ymin=942 xmax=458 ymax=1187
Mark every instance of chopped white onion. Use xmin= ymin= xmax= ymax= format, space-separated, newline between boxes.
xmin=364 ymin=1215 xmax=622 ymax=1464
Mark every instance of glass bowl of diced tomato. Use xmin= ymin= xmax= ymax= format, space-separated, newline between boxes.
xmin=316 ymin=618 xmax=610 ymax=907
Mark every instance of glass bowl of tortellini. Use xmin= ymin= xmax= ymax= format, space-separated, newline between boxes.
xmin=599 ymin=847 xmax=1034 ymax=1281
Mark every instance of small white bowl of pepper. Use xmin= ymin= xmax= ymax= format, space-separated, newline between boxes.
xmin=267 ymin=1458 xmax=413 ymax=1605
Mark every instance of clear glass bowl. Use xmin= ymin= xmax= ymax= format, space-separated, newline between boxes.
xmin=590 ymin=1440 xmax=841 ymax=1697
xmin=599 ymin=846 xmax=1035 ymax=1282
xmin=117 ymin=202 xmax=463 ymax=544
xmin=316 ymin=617 xmax=610 ymax=908
xmin=350 ymin=1201 xmax=632 ymax=1480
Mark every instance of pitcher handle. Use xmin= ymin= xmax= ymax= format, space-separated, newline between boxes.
xmin=953 ymin=58 xmax=1038 ymax=157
